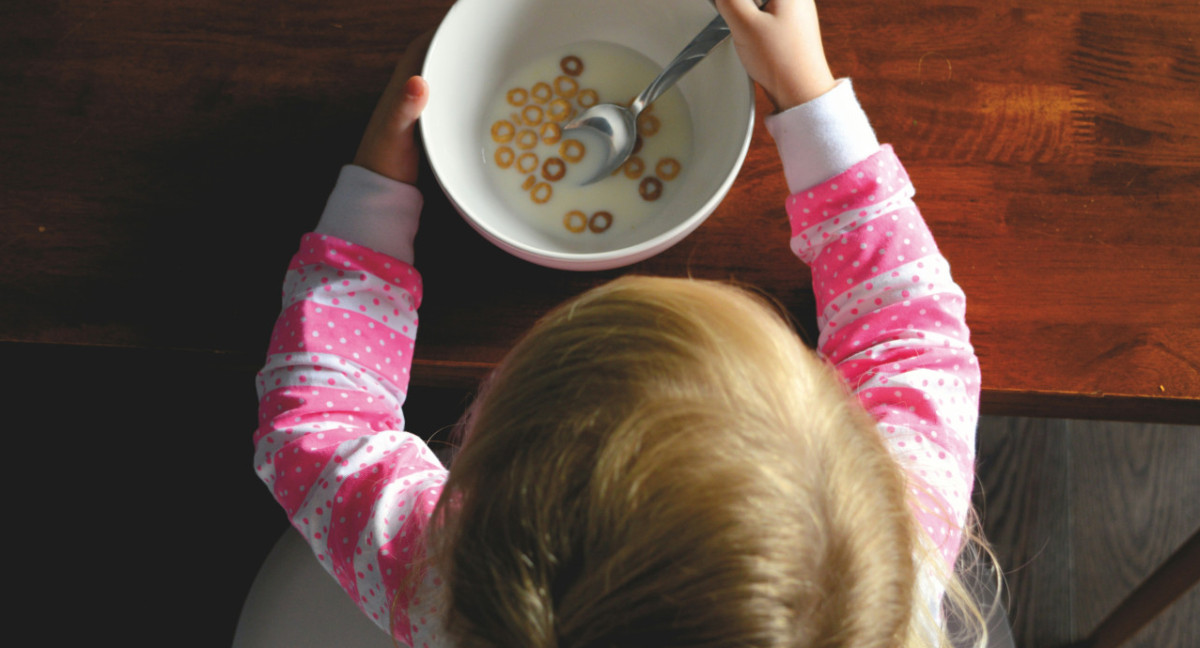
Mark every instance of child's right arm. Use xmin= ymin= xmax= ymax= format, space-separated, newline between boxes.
xmin=717 ymin=0 xmax=981 ymax=572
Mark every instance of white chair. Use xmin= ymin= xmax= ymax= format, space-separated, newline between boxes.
xmin=232 ymin=529 xmax=396 ymax=648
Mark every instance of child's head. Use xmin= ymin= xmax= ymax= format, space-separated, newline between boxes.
xmin=428 ymin=276 xmax=934 ymax=647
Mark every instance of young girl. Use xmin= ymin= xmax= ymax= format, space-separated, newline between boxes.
xmin=254 ymin=1 xmax=1000 ymax=645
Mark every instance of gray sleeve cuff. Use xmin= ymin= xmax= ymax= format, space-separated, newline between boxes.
xmin=763 ymin=78 xmax=881 ymax=193
xmin=314 ymin=165 xmax=423 ymax=264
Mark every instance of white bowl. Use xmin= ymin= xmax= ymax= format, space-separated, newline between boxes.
xmin=421 ymin=0 xmax=755 ymax=271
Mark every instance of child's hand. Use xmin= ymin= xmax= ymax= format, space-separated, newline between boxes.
xmin=714 ymin=0 xmax=836 ymax=111
xmin=353 ymin=31 xmax=434 ymax=185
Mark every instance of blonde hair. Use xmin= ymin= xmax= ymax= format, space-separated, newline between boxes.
xmin=421 ymin=276 xmax=995 ymax=648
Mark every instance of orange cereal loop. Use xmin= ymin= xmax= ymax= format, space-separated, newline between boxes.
xmin=553 ymin=75 xmax=579 ymax=99
xmin=490 ymin=119 xmax=515 ymax=143
xmin=521 ymin=174 xmax=537 ymax=190
xmin=531 ymin=82 xmax=553 ymax=104
xmin=560 ymin=55 xmax=584 ymax=76
xmin=656 ymin=157 xmax=682 ymax=181
xmin=542 ymin=157 xmax=566 ymax=182
xmin=546 ymin=98 xmax=573 ymax=122
xmin=637 ymin=112 xmax=661 ymax=136
xmin=539 ymin=122 xmax=562 ymax=145
xmin=559 ymin=139 xmax=586 ymax=163
xmin=521 ymin=104 xmax=544 ymax=126
xmin=517 ymin=152 xmax=539 ymax=175
xmin=563 ymin=210 xmax=587 ymax=233
xmin=506 ymin=87 xmax=528 ymax=106
xmin=577 ymin=89 xmax=599 ymax=108
xmin=622 ymin=156 xmax=645 ymax=179
xmin=515 ymin=129 xmax=539 ymax=151
xmin=494 ymin=146 xmax=515 ymax=169
xmin=589 ymin=211 xmax=613 ymax=233
xmin=530 ymin=182 xmax=553 ymax=204
xmin=639 ymin=176 xmax=663 ymax=201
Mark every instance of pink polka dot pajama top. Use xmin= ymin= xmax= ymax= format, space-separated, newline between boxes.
xmin=254 ymin=79 xmax=979 ymax=646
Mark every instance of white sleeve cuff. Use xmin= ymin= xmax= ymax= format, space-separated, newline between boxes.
xmin=314 ymin=165 xmax=423 ymax=264
xmin=763 ymin=78 xmax=881 ymax=193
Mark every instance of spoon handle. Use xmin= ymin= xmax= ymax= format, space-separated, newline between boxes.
xmin=630 ymin=0 xmax=769 ymax=115
xmin=629 ymin=13 xmax=730 ymax=115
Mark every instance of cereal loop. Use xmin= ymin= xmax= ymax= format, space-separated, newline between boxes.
xmin=656 ymin=157 xmax=682 ymax=181
xmin=521 ymin=175 xmax=537 ymax=190
xmin=639 ymin=176 xmax=663 ymax=201
xmin=531 ymin=182 xmax=553 ymax=204
xmin=632 ymin=134 xmax=644 ymax=155
xmin=490 ymin=120 xmax=515 ymax=143
xmin=622 ymin=156 xmax=645 ymax=179
xmin=559 ymin=139 xmax=586 ymax=163
xmin=638 ymin=113 xmax=661 ymax=136
xmin=554 ymin=76 xmax=579 ymax=99
xmin=560 ymin=55 xmax=584 ymax=76
xmin=506 ymin=88 xmax=528 ymax=106
xmin=494 ymin=146 xmax=515 ymax=169
xmin=517 ymin=152 xmax=539 ymax=174
xmin=563 ymin=210 xmax=588 ymax=233
xmin=577 ymin=89 xmax=599 ymax=108
xmin=542 ymin=157 xmax=567 ymax=182
xmin=521 ymin=104 xmax=544 ymax=126
xmin=589 ymin=211 xmax=613 ymax=233
xmin=515 ymin=129 xmax=539 ymax=150
xmin=539 ymin=122 xmax=562 ymax=145
xmin=546 ymin=98 xmax=573 ymax=122
xmin=531 ymin=82 xmax=553 ymax=104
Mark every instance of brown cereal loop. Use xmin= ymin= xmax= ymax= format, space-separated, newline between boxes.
xmin=637 ymin=113 xmax=661 ymax=136
xmin=563 ymin=210 xmax=587 ymax=233
xmin=559 ymin=139 xmax=586 ymax=163
xmin=517 ymin=152 xmax=539 ymax=174
xmin=639 ymin=176 xmax=663 ymax=201
xmin=542 ymin=157 xmax=566 ymax=182
xmin=656 ymin=157 xmax=682 ymax=181
xmin=490 ymin=120 xmax=515 ymax=143
xmin=632 ymin=134 xmax=644 ymax=155
xmin=546 ymin=98 xmax=572 ymax=122
xmin=553 ymin=75 xmax=579 ymax=99
xmin=521 ymin=104 xmax=544 ymax=126
xmin=506 ymin=87 xmax=528 ymax=106
xmin=539 ymin=122 xmax=562 ymax=145
xmin=530 ymin=182 xmax=553 ymax=204
xmin=622 ymin=156 xmax=645 ymax=179
xmin=494 ymin=146 xmax=515 ymax=169
xmin=515 ymin=129 xmax=539 ymax=150
xmin=560 ymin=55 xmax=584 ymax=76
xmin=521 ymin=175 xmax=537 ymax=190
xmin=577 ymin=89 xmax=599 ymax=108
xmin=589 ymin=211 xmax=613 ymax=233
xmin=531 ymin=82 xmax=553 ymax=104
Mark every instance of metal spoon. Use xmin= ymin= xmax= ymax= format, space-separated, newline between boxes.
xmin=564 ymin=3 xmax=762 ymax=184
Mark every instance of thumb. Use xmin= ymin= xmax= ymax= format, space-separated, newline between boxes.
xmin=714 ymin=0 xmax=767 ymax=31
xmin=392 ymin=75 xmax=430 ymax=133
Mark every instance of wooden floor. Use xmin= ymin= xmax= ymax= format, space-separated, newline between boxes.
xmin=975 ymin=416 xmax=1200 ymax=647
xmin=10 ymin=344 xmax=1196 ymax=646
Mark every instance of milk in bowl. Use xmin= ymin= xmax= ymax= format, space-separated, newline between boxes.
xmin=481 ymin=41 xmax=694 ymax=250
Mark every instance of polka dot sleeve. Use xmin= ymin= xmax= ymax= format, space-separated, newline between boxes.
xmin=786 ymin=146 xmax=980 ymax=570
xmin=253 ymin=233 xmax=447 ymax=644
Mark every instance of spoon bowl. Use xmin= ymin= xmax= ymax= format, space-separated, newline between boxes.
xmin=564 ymin=11 xmax=734 ymax=184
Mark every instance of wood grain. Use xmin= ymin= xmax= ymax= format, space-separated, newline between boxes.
xmin=976 ymin=416 xmax=1074 ymax=647
xmin=976 ymin=416 xmax=1200 ymax=647
xmin=1069 ymin=421 xmax=1200 ymax=646
xmin=2 ymin=0 xmax=1198 ymax=421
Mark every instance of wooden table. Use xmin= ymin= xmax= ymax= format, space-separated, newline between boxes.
xmin=2 ymin=0 xmax=1197 ymax=425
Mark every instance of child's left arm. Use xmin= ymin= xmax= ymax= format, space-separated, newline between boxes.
xmin=252 ymin=39 xmax=448 ymax=644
